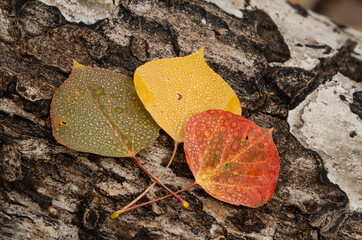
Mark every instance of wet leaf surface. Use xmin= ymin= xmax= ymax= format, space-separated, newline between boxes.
xmin=184 ymin=110 xmax=279 ymax=207
xmin=50 ymin=62 xmax=160 ymax=157
xmin=134 ymin=48 xmax=241 ymax=143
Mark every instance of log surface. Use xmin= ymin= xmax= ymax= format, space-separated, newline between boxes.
xmin=0 ymin=0 xmax=361 ymax=239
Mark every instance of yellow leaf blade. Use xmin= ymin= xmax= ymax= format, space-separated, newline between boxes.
xmin=135 ymin=48 xmax=241 ymax=142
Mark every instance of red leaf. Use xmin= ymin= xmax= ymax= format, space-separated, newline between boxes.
xmin=184 ymin=110 xmax=280 ymax=207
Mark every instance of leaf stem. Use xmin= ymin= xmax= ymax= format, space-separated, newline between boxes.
xmin=129 ymin=154 xmax=189 ymax=207
xmin=119 ymin=142 xmax=180 ymax=213
xmin=111 ymin=182 xmax=197 ymax=218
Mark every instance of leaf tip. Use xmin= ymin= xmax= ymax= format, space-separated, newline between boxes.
xmin=269 ymin=128 xmax=274 ymax=135
xmin=72 ymin=60 xmax=84 ymax=69
xmin=195 ymin=47 xmax=205 ymax=59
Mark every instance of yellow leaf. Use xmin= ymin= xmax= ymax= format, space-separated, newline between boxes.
xmin=134 ymin=48 xmax=241 ymax=143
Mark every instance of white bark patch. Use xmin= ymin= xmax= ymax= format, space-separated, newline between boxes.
xmin=16 ymin=139 xmax=51 ymax=161
xmin=16 ymin=75 xmax=55 ymax=102
xmin=1 ymin=191 xmax=79 ymax=240
xmin=352 ymin=43 xmax=362 ymax=62
xmin=99 ymin=158 xmax=137 ymax=180
xmin=102 ymin=21 xmax=132 ymax=46
xmin=39 ymin=0 xmax=119 ymax=24
xmin=211 ymin=0 xmax=362 ymax=70
xmin=205 ymin=0 xmax=244 ymax=18
xmin=126 ymin=0 xmax=153 ymax=14
xmin=96 ymin=179 xmax=140 ymax=196
xmin=250 ymin=0 xmax=361 ymax=70
xmin=58 ymin=223 xmax=79 ymax=240
xmin=0 ymin=98 xmax=47 ymax=127
xmin=52 ymin=195 xmax=78 ymax=212
xmin=288 ymin=73 xmax=362 ymax=212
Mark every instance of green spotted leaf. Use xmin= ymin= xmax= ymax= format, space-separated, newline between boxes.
xmin=50 ymin=61 xmax=160 ymax=157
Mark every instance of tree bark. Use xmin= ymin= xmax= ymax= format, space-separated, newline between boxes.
xmin=1 ymin=0 xmax=361 ymax=239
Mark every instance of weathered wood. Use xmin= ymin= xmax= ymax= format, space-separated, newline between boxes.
xmin=1 ymin=0 xmax=361 ymax=239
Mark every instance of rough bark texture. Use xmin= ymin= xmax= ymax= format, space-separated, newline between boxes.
xmin=0 ymin=0 xmax=361 ymax=239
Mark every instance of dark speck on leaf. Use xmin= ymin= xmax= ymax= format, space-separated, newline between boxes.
xmin=177 ymin=93 xmax=182 ymax=100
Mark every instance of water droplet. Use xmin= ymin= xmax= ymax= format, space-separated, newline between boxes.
xmin=228 ymin=177 xmax=234 ymax=184
xmin=96 ymin=88 xmax=104 ymax=95
xmin=205 ymin=130 xmax=210 ymax=137
xmin=232 ymin=141 xmax=238 ymax=151
xmin=225 ymin=187 xmax=233 ymax=194
xmin=234 ymin=186 xmax=242 ymax=192
xmin=115 ymin=107 xmax=123 ymax=113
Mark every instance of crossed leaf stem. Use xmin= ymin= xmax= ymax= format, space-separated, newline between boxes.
xmin=112 ymin=142 xmax=189 ymax=219
xmin=130 ymin=155 xmax=189 ymax=204
xmin=118 ymin=182 xmax=197 ymax=215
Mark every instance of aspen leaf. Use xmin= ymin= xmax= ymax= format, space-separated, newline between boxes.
xmin=50 ymin=61 xmax=160 ymax=157
xmin=184 ymin=110 xmax=280 ymax=207
xmin=134 ymin=48 xmax=241 ymax=143
xmin=52 ymin=63 xmax=189 ymax=210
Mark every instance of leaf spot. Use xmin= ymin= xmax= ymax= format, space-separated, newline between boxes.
xmin=223 ymin=162 xmax=232 ymax=170
xmin=59 ymin=119 xmax=68 ymax=126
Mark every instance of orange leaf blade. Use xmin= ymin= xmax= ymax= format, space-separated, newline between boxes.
xmin=184 ymin=110 xmax=280 ymax=207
